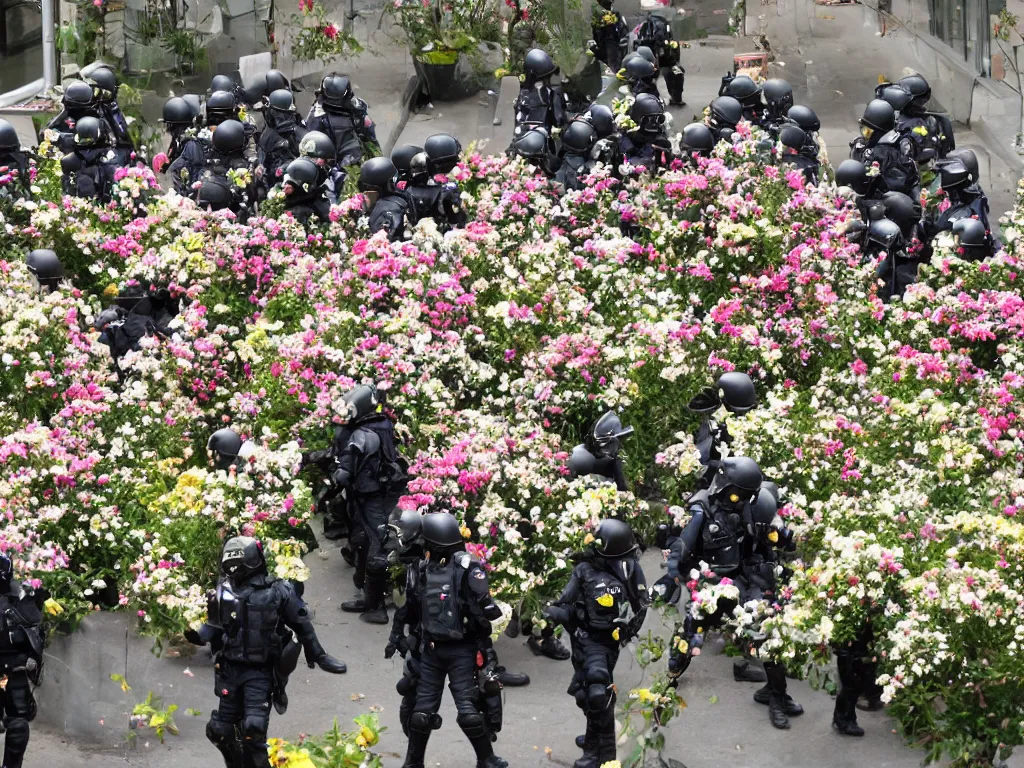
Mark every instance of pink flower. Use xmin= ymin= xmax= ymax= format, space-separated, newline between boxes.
xmin=323 ymin=23 xmax=338 ymax=39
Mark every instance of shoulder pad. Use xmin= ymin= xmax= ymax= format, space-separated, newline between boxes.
xmin=18 ymin=585 xmax=35 ymax=600
xmin=877 ymin=130 xmax=901 ymax=145
xmin=567 ymin=444 xmax=597 ymax=477
xmin=687 ymin=489 xmax=711 ymax=511
xmin=454 ymin=551 xmax=476 ymax=570
xmin=351 ymin=427 xmax=381 ymax=455
xmin=352 ymin=97 xmax=368 ymax=111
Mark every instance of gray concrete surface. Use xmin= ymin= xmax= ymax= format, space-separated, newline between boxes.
xmin=24 ymin=546 xmax=931 ymax=768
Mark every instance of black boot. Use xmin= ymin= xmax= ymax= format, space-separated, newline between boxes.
xmin=764 ymin=662 xmax=792 ymax=729
xmin=573 ymin=719 xmax=601 ymax=768
xmin=340 ymin=546 xmax=357 ymax=567
xmin=495 ymin=665 xmax=530 ymax=686
xmin=402 ymin=727 xmax=430 ymax=768
xmin=753 ymin=684 xmax=804 ymax=715
xmin=597 ymin=723 xmax=616 ymax=764
xmin=477 ymin=756 xmax=509 ymax=768
xmin=833 ymin=652 xmax=866 ymax=737
xmin=733 ymin=659 xmax=767 ymax=683
xmin=528 ymin=634 xmax=571 ymax=660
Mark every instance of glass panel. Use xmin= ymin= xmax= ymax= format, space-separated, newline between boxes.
xmin=0 ymin=0 xmax=42 ymax=93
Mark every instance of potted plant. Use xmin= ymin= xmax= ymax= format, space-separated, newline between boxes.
xmin=288 ymin=0 xmax=363 ymax=68
xmin=388 ymin=0 xmax=503 ymax=101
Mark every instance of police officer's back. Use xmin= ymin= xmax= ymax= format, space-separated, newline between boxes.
xmin=61 ymin=116 xmax=117 ymax=202
xmin=306 ymin=74 xmax=378 ymax=167
xmin=403 ymin=133 xmax=466 ymax=231
xmin=359 ymin=156 xmax=416 ymax=241
xmin=591 ymin=0 xmax=630 ymax=72
xmin=634 ymin=13 xmax=685 ymax=105
xmin=850 ymin=99 xmax=920 ymax=200
xmin=196 ymin=119 xmax=256 ymax=217
xmin=511 ymin=49 xmax=569 ymax=145
xmin=567 ymin=411 xmax=633 ymax=491
xmin=555 ymin=120 xmax=598 ymax=191
xmin=687 ymin=372 xmax=757 ymax=488
xmin=761 ymin=78 xmax=793 ymax=133
xmin=87 ymin=66 xmax=137 ymax=165
xmin=258 ymin=89 xmax=308 ymax=190
xmin=45 ymin=80 xmax=104 ymax=154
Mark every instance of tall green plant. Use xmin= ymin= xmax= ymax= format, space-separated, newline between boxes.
xmin=537 ymin=0 xmax=591 ymax=77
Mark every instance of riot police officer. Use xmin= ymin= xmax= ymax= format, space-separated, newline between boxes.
xmin=186 ymin=537 xmax=347 ymax=768
xmin=866 ymin=217 xmax=915 ymax=302
xmin=207 ymin=427 xmax=256 ymax=471
xmin=0 ymin=552 xmax=58 ymax=768
xmin=392 ymin=511 xmax=508 ymax=768
xmin=25 ymin=249 xmax=64 ymax=293
xmin=403 ymin=133 xmax=466 ymax=230
xmin=835 ymin=158 xmax=887 ymax=252
xmin=306 ymin=74 xmax=378 ymax=167
xmin=554 ymin=119 xmax=598 ymax=191
xmin=579 ymin=105 xmax=619 ymax=165
xmin=392 ymin=143 xmax=426 ymax=186
xmin=205 ymin=90 xmax=242 ymax=128
xmin=635 ymin=13 xmax=685 ymax=105
xmin=567 ymin=411 xmax=633 ymax=492
xmin=87 ymin=66 xmax=136 ymax=165
xmin=620 ymin=94 xmax=672 ymax=173
xmin=543 ymin=518 xmax=649 ymax=768
xmin=784 ymin=105 xmax=821 ymax=157
xmin=953 ymin=217 xmax=996 ymax=261
xmin=779 ymin=124 xmax=820 ymax=185
xmin=850 ymin=99 xmax=920 ymax=200
xmin=45 ymin=80 xmax=104 ymax=153
xmin=678 ymin=122 xmax=715 ymax=163
xmin=923 ymin=159 xmax=995 ymax=242
xmin=510 ymin=127 xmax=557 ymax=176
xmin=618 ymin=53 xmax=660 ymax=100
xmin=196 ymin=119 xmax=256 ymax=217
xmin=359 ymin=157 xmax=416 ymax=241
xmin=511 ymin=49 xmax=569 ymax=144
xmin=687 ymin=371 xmax=757 ymax=489
xmin=265 ymin=69 xmax=295 ymax=95
xmin=283 ymin=157 xmax=331 ymax=225
xmin=162 ymin=97 xmax=208 ymax=195
xmin=895 ymin=73 xmax=954 ymax=161
xmin=258 ymin=89 xmax=308 ymax=190
xmin=761 ymin=78 xmax=793 ymax=131
xmin=299 ymin=130 xmax=345 ymax=203
xmin=61 ymin=116 xmax=116 ymax=202
xmin=722 ymin=75 xmax=762 ymax=124
xmin=328 ymin=384 xmax=406 ymax=623
xmin=0 ymin=119 xmax=30 ymax=199
xmin=591 ymin=0 xmax=629 ymax=73
xmin=708 ymin=96 xmax=742 ymax=143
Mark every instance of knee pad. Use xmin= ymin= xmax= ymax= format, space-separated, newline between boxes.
xmin=456 ymin=712 xmax=487 ymax=739
xmin=206 ymin=712 xmax=236 ymax=745
xmin=241 ymin=714 xmax=269 ymax=743
xmin=409 ymin=711 xmax=441 ymax=733
xmin=396 ymin=675 xmax=414 ymax=696
xmin=573 ymin=688 xmax=588 ymax=711
xmin=585 ymin=666 xmax=611 ymax=686
xmin=587 ymin=683 xmax=613 ymax=713
xmin=3 ymin=718 xmax=29 ymax=752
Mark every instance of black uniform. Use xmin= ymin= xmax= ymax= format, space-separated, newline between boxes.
xmin=258 ymin=117 xmax=307 ymax=191
xmin=368 ymin=195 xmax=415 ymax=241
xmin=545 ymin=520 xmax=648 ymax=768
xmin=396 ymin=515 xmax=507 ymax=768
xmin=167 ymin=131 xmax=209 ymax=196
xmin=188 ymin=537 xmax=345 ymax=768
xmin=511 ymin=82 xmax=569 ymax=142
xmin=634 ymin=15 xmax=685 ymax=105
xmin=305 ymin=100 xmax=377 ymax=168
xmin=0 ymin=569 xmax=46 ymax=768
xmin=61 ymin=147 xmax=116 ymax=201
xmin=849 ymin=131 xmax=920 ymax=200
xmin=591 ymin=1 xmax=629 ymax=72
xmin=405 ymin=181 xmax=466 ymax=231
xmin=0 ymin=150 xmax=30 ymax=200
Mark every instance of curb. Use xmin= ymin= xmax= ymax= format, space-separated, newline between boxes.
xmin=971 ymin=117 xmax=1024 ymax=175
xmin=381 ymin=74 xmax=421 ymax=156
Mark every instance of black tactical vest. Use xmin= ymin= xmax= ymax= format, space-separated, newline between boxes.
xmin=217 ymin=578 xmax=286 ymax=665
xmin=420 ymin=559 xmax=465 ymax=641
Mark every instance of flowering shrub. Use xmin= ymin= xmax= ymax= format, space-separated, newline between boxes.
xmin=268 ymin=715 xmax=384 ymax=767
xmin=290 ymin=0 xmax=363 ymax=64
xmin=5 ymin=126 xmax=1024 ymax=765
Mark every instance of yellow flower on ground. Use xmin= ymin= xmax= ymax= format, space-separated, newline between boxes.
xmin=601 ymin=762 xmax=623 ymax=768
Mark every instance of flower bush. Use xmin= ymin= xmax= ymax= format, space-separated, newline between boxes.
xmin=4 ymin=126 xmax=1024 ymax=766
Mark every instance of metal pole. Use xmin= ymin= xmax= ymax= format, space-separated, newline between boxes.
xmin=41 ymin=0 xmax=56 ymax=90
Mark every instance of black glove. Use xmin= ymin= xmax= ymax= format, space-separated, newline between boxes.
xmin=184 ymin=628 xmax=204 ymax=646
xmin=313 ymin=652 xmax=347 ymax=674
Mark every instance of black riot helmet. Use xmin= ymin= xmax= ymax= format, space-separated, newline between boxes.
xmin=388 ymin=509 xmax=424 ymax=553
xmin=586 ymin=411 xmax=634 ymax=459
xmin=524 ymin=48 xmax=557 ymax=81
xmin=945 ymin=149 xmax=979 ymax=183
xmin=624 ymin=55 xmax=657 ymax=82
xmin=635 ymin=45 xmax=657 ymax=66
xmin=265 ymin=69 xmax=291 ymax=93
xmin=211 ymin=74 xmax=236 ymax=94
xmin=717 ymin=371 xmax=757 ymax=414
xmin=880 ymin=86 xmax=912 ymax=114
xmin=0 ymin=118 xmax=20 ymax=151
xmin=220 ymin=536 xmax=266 ymax=582
xmin=74 ymin=116 xmax=103 ymax=146
xmin=299 ymin=131 xmax=336 ymax=164
xmin=64 ymin=80 xmax=95 ymax=110
xmin=268 ymin=88 xmax=296 ymax=113
xmin=748 ymin=486 xmax=779 ymax=539
xmin=835 ymin=158 xmax=871 ymax=196
xmin=881 ymin=191 xmax=920 ymax=237
xmin=761 ymin=480 xmax=781 ymax=504
xmin=421 ymin=511 xmax=464 ymax=550
xmin=318 ymin=74 xmax=354 ymax=112
xmin=26 ymin=249 xmax=64 ymax=290
xmin=162 ymin=97 xmax=195 ymax=128
xmin=725 ymin=75 xmax=761 ymax=107
xmin=953 ymin=217 xmax=990 ymax=259
xmin=708 ymin=456 xmax=763 ymax=506
xmin=341 ymin=383 xmax=380 ymax=423
xmin=785 ymin=104 xmax=820 ymax=133
xmin=860 ymin=99 xmax=896 ymax=134
xmin=283 ymin=157 xmax=321 ymax=197
xmin=357 ymin=157 xmax=399 ymax=196
xmin=205 ymin=90 xmax=238 ymax=125
xmin=761 ymin=78 xmax=793 ymax=116
xmin=867 ymin=217 xmax=904 ymax=253
xmin=392 ymin=144 xmax=425 ymax=181
xmin=710 ymin=96 xmax=743 ymax=128
xmin=208 ymin=427 xmax=243 ymax=469
xmin=561 ymin=120 xmax=596 ymax=155
xmin=241 ymin=74 xmax=268 ymax=107
xmin=898 ymin=73 xmax=931 ymax=109
xmin=0 ymin=553 xmax=11 ymax=593
xmin=593 ymin=518 xmax=638 ymax=558
xmin=681 ymin=123 xmax=715 ymax=156
xmin=630 ymin=93 xmax=666 ymax=134
xmin=212 ymin=119 xmax=246 ymax=155
xmin=584 ymin=105 xmax=615 ymax=138
xmin=424 ymin=133 xmax=462 ymax=174
xmin=939 ymin=160 xmax=971 ymax=191
xmin=197 ymin=179 xmax=234 ymax=211
xmin=779 ymin=124 xmax=806 ymax=152
xmin=87 ymin=66 xmax=118 ymax=102
xmin=513 ymin=128 xmax=551 ymax=161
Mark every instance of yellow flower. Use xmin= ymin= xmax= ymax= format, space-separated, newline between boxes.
xmin=675 ymin=637 xmax=688 ymax=654
xmin=912 ymin=125 xmax=930 ymax=137
xmin=596 ymin=593 xmax=614 ymax=608
xmin=583 ymin=533 xmax=595 ymax=545
xmin=103 ymin=283 xmax=120 ymax=297
xmin=768 ymin=530 xmax=779 ymax=543
xmin=359 ymin=725 xmax=379 ymax=746
xmin=286 ymin=753 xmax=316 ymax=768
xmin=612 ymin=628 xmax=620 ymax=641
xmin=601 ymin=762 xmax=623 ymax=768
xmin=44 ymin=598 xmax=64 ymax=616
xmin=460 ymin=525 xmax=472 ymax=539
xmin=632 ymin=688 xmax=657 ymax=703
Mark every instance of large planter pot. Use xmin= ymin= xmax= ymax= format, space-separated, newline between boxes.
xmin=415 ymin=57 xmax=479 ymax=102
